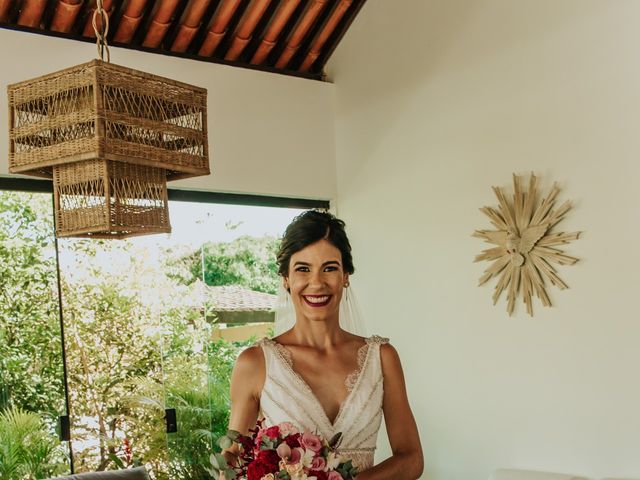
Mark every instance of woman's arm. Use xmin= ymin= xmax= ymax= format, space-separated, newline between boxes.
xmin=220 ymin=345 xmax=265 ymax=468
xmin=356 ymin=343 xmax=424 ymax=480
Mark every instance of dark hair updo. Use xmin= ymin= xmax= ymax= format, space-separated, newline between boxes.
xmin=277 ymin=210 xmax=355 ymax=277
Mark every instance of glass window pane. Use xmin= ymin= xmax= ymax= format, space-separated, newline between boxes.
xmin=0 ymin=190 xmax=71 ymax=479
xmin=58 ymin=237 xmax=169 ymax=477
xmin=159 ymin=202 xmax=304 ymax=479
xmin=57 ymin=197 xmax=304 ymax=478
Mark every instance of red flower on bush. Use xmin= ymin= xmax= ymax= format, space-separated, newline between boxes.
xmin=246 ymin=449 xmax=280 ymax=480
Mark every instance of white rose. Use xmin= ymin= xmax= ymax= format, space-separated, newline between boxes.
xmin=325 ymin=451 xmax=342 ymax=471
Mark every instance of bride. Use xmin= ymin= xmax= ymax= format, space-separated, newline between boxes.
xmin=221 ymin=211 xmax=423 ymax=479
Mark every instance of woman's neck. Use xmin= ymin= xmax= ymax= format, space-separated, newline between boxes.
xmin=285 ymin=317 xmax=349 ymax=349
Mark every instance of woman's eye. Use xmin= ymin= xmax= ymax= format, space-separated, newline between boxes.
xmin=324 ymin=266 xmax=338 ymax=272
xmin=295 ymin=266 xmax=309 ymax=272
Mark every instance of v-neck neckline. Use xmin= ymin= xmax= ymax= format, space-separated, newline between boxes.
xmin=267 ymin=337 xmax=372 ymax=430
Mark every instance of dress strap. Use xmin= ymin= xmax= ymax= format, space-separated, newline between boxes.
xmin=366 ymin=335 xmax=390 ymax=345
xmin=255 ymin=337 xmax=285 ymax=377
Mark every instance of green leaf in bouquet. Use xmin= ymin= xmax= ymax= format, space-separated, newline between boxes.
xmin=209 ymin=452 xmax=228 ymax=470
xmin=208 ymin=453 xmax=237 ymax=480
xmin=226 ymin=429 xmax=241 ymax=441
xmin=218 ymin=435 xmax=233 ymax=450
xmin=277 ymin=471 xmax=290 ymax=479
xmin=336 ymin=459 xmax=357 ymax=479
xmin=224 ymin=468 xmax=238 ymax=480
xmin=328 ymin=432 xmax=343 ymax=448
xmin=261 ymin=436 xmax=276 ymax=450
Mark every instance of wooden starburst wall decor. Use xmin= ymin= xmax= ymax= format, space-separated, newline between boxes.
xmin=473 ymin=173 xmax=581 ymax=316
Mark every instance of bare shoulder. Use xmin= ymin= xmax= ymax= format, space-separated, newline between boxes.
xmin=379 ymin=342 xmax=404 ymax=376
xmin=380 ymin=341 xmax=398 ymax=357
xmin=231 ymin=344 xmax=266 ymax=399
xmin=234 ymin=344 xmax=265 ymax=375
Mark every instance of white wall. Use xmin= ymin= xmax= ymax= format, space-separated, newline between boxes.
xmin=329 ymin=1 xmax=640 ymax=479
xmin=0 ymin=28 xmax=336 ymax=200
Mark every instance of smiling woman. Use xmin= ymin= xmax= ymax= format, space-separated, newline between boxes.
xmin=286 ymin=240 xmax=347 ymax=314
xmin=221 ymin=210 xmax=424 ymax=480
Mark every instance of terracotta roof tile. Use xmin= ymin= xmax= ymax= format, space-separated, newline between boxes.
xmin=205 ymin=284 xmax=276 ymax=312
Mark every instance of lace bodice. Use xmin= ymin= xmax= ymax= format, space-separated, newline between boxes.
xmin=257 ymin=335 xmax=389 ymax=472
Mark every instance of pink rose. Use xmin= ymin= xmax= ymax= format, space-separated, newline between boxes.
xmin=300 ymin=431 xmax=323 ymax=453
xmin=278 ymin=422 xmax=299 ymax=436
xmin=311 ymin=456 xmax=326 ymax=471
xmin=276 ymin=442 xmax=292 ymax=460
xmin=327 ymin=472 xmax=343 ymax=480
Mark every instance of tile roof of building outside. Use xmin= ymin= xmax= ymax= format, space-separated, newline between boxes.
xmin=205 ymin=284 xmax=276 ymax=312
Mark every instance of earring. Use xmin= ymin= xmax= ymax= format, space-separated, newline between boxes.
xmin=344 ymin=282 xmax=350 ymax=288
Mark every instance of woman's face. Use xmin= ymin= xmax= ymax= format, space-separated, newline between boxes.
xmin=285 ymin=238 xmax=349 ymax=325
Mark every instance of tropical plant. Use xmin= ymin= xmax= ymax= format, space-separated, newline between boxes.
xmin=60 ymin=275 xmax=166 ymax=474
xmin=0 ymin=405 xmax=68 ymax=479
xmin=124 ymin=337 xmax=252 ymax=480
xmin=1 ymin=190 xmax=282 ymax=478
xmin=0 ymin=191 xmax=65 ymax=417
xmin=169 ymin=236 xmax=281 ymax=294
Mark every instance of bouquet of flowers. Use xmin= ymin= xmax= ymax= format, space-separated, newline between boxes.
xmin=208 ymin=420 xmax=358 ymax=480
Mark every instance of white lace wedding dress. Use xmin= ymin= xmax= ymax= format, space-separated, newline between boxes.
xmin=256 ymin=335 xmax=389 ymax=473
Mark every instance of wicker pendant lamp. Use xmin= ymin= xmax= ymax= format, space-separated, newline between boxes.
xmin=7 ymin=2 xmax=209 ymax=238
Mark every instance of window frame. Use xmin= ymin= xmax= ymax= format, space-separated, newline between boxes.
xmin=0 ymin=175 xmax=328 ymax=474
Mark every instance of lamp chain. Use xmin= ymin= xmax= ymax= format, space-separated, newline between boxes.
xmin=92 ymin=0 xmax=111 ymax=62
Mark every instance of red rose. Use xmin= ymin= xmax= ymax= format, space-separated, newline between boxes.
xmin=264 ymin=426 xmax=280 ymax=439
xmin=247 ymin=449 xmax=280 ymax=480
xmin=284 ymin=432 xmax=301 ymax=448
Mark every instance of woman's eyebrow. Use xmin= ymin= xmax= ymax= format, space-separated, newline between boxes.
xmin=322 ymin=260 xmax=341 ymax=266
xmin=292 ymin=260 xmax=341 ymax=267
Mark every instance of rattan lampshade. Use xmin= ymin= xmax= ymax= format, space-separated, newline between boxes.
xmin=8 ymin=59 xmax=209 ymax=238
